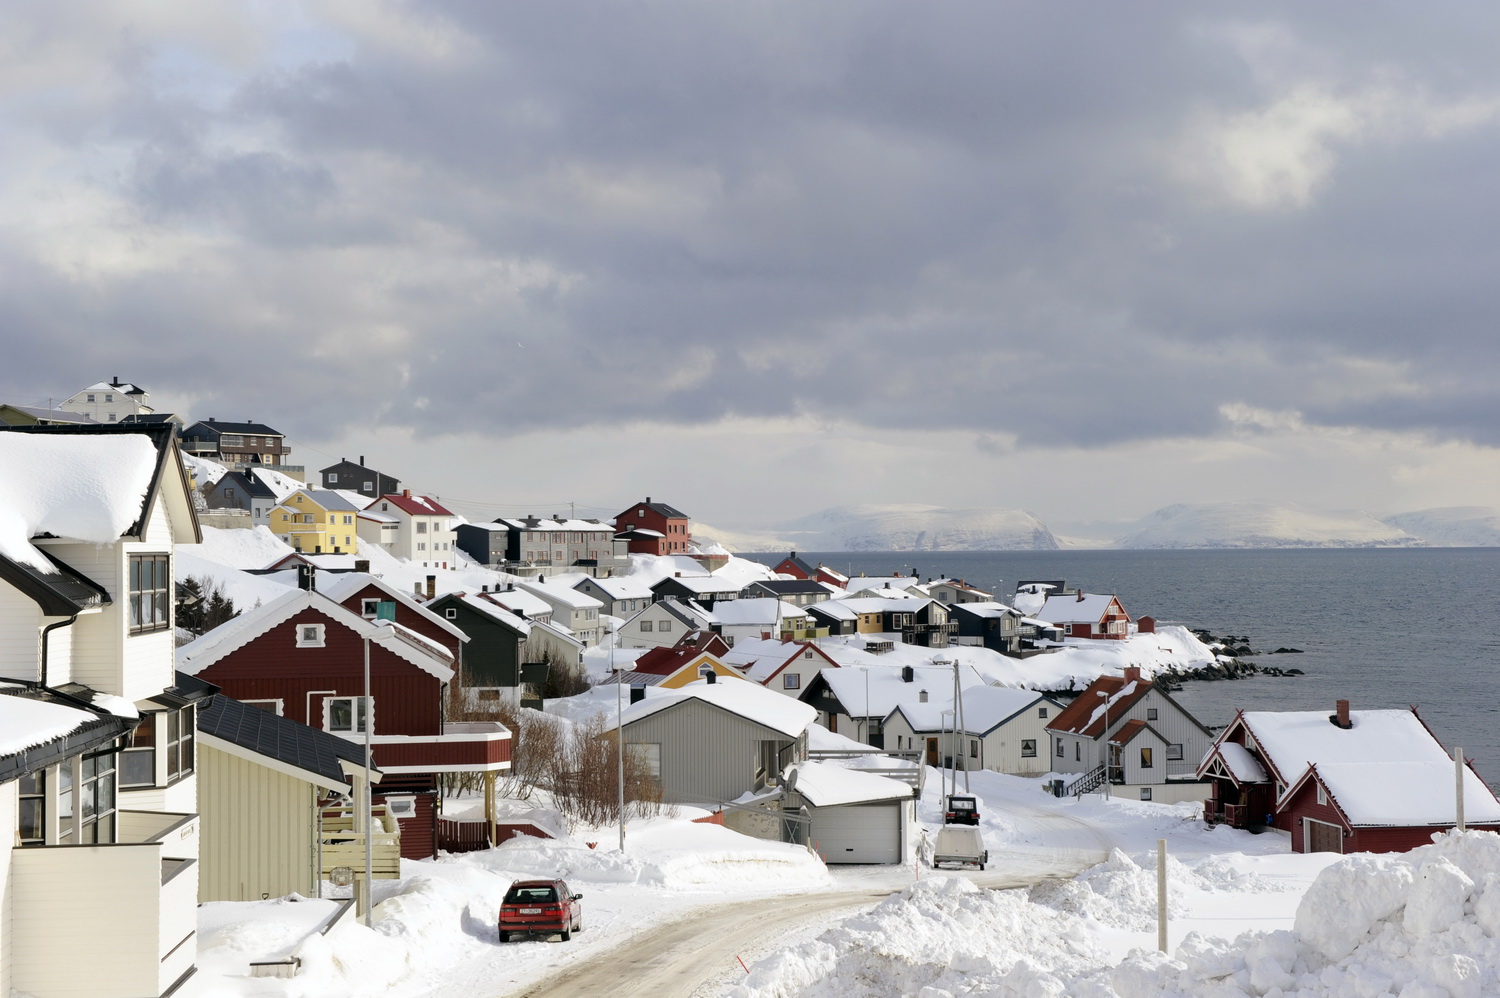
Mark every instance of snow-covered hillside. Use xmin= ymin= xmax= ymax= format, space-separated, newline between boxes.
xmin=1383 ymin=506 xmax=1500 ymax=547
xmin=770 ymin=504 xmax=1061 ymax=552
xmin=1115 ymin=502 xmax=1424 ymax=549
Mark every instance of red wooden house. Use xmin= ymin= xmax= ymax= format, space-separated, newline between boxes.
xmin=615 ymin=497 xmax=692 ymax=555
xmin=1035 ymin=592 xmax=1131 ymax=640
xmin=1198 ymin=700 xmax=1500 ymax=853
xmin=177 ymin=577 xmax=510 ymax=859
xmin=772 ymin=552 xmax=848 ymax=589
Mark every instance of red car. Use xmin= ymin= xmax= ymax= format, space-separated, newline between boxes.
xmin=498 ymin=879 xmax=584 ymax=942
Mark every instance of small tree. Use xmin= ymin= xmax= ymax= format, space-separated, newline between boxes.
xmin=551 ymin=712 xmax=666 ymax=830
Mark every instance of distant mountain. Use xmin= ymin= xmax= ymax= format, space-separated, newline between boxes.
xmin=1115 ymin=502 xmax=1424 ymax=549
xmin=772 ymin=504 xmax=1061 ymax=552
xmin=1382 ymin=507 xmax=1500 ymax=547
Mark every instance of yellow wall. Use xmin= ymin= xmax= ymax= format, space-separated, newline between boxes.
xmin=660 ymin=655 xmax=745 ymax=688
xmin=269 ymin=492 xmax=358 ymax=554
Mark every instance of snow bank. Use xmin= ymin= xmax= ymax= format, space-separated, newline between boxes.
xmin=736 ymin=830 xmax=1500 ymax=998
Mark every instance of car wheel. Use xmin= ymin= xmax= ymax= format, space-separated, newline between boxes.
xmin=576 ymin=916 xmax=584 ymax=933
xmin=559 ymin=926 xmax=572 ymax=942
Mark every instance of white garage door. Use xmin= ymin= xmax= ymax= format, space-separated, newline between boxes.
xmin=809 ymin=803 xmax=902 ymax=864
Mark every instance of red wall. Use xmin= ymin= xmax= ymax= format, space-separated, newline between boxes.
xmin=334 ymin=583 xmax=462 ymax=659
xmin=195 ymin=607 xmax=445 ymax=736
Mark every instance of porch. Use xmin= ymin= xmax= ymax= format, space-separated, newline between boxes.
xmin=1203 ymin=799 xmax=1251 ymax=828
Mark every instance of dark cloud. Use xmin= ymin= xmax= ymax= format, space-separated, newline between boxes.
xmin=3 ymin=1 xmax=1500 ymax=457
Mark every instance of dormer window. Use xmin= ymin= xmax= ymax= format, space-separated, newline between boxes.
xmin=296 ymin=623 xmax=326 ymax=648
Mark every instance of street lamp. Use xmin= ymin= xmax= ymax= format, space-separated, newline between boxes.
xmin=1096 ymin=689 xmax=1111 ymax=801
xmin=613 ymin=626 xmax=625 ymax=854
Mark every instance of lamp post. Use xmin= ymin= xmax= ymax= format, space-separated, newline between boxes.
xmin=940 ymin=709 xmax=955 ymax=797
xmin=362 ymin=617 xmax=394 ymax=926
xmin=1097 ymin=689 xmax=1111 ymax=801
xmin=613 ymin=626 xmax=625 ymax=853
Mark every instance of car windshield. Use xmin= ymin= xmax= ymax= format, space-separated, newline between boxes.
xmin=505 ymin=886 xmax=558 ymax=904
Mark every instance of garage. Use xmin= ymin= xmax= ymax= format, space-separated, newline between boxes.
xmin=809 ymin=802 xmax=904 ymax=864
xmin=785 ymin=761 xmax=914 ymax=865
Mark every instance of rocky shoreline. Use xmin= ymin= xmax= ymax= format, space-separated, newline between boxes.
xmin=1153 ymin=629 xmax=1305 ymax=688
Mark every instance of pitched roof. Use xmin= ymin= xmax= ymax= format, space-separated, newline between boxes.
xmin=1235 ymin=708 xmax=1467 ymax=788
xmin=611 ymin=680 xmax=815 ymax=738
xmin=518 ymin=581 xmax=603 ymax=611
xmin=1044 ymin=674 xmax=1152 ymax=738
xmin=494 ymin=516 xmax=615 ymax=532
xmin=630 ymin=633 xmax=733 ymax=675
xmin=211 ymin=471 xmax=277 ymax=500
xmin=777 ymin=554 xmax=816 ymax=576
xmin=818 ymin=663 xmax=988 ymax=720
xmin=711 ymin=597 xmax=808 ymax=626
xmin=0 ymin=548 xmax=111 ymax=615
xmin=619 ymin=498 xmax=689 ymax=519
xmin=374 ymin=492 xmax=454 ymax=517
xmin=788 ymin=761 xmax=912 ymax=806
xmin=743 ymin=579 xmax=830 ymax=596
xmin=653 ymin=575 xmax=740 ymax=595
xmin=1035 ymin=593 xmax=1125 ymax=624
xmin=0 ymin=404 xmax=99 ymax=425
xmin=0 ymin=686 xmax=135 ymax=784
xmin=183 ymin=419 xmax=283 ymax=436
xmin=319 ymin=573 xmax=470 ymax=643
xmin=887 ymin=683 xmax=1056 ymax=734
xmin=80 ymin=380 xmax=148 ymax=395
xmin=1293 ymin=760 xmax=1500 ymax=826
xmin=198 ymin=695 xmax=372 ymax=791
xmin=277 ymin=489 xmax=366 ymax=513
xmin=576 ymin=576 xmax=656 ymax=600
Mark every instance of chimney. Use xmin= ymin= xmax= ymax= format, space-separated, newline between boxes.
xmin=1123 ymin=666 xmax=1141 ymax=684
xmin=630 ymin=686 xmax=646 ymax=704
xmin=705 ymin=671 xmax=717 ymax=684
xmin=919 ymin=689 xmax=928 ymax=703
xmin=426 ymin=575 xmax=436 ymax=600
xmin=1077 ymin=591 xmax=1085 ymax=602
xmin=1334 ymin=700 xmax=1352 ymax=729
xmin=359 ymin=455 xmax=365 ymax=466
xmin=646 ymin=496 xmax=651 ymax=503
xmin=403 ymin=489 xmax=412 ymax=498
xmin=355 ymin=559 xmax=370 ymax=573
xmin=901 ymin=665 xmax=915 ymax=683
xmin=414 ymin=582 xmax=422 ymax=596
xmin=297 ymin=564 xmax=316 ymax=591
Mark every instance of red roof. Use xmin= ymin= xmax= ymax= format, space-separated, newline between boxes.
xmin=631 ymin=632 xmax=733 ymax=676
xmin=1044 ymin=673 xmax=1153 ymax=738
xmin=375 ymin=492 xmax=454 ymax=517
xmin=1108 ymin=718 xmax=1151 ymax=745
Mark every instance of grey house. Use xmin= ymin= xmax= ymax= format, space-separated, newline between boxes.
xmin=612 ymin=682 xmax=816 ymax=805
xmin=319 ymin=457 xmax=399 ymax=499
xmin=201 ymin=470 xmax=278 ymax=525
xmin=739 ymin=579 xmax=833 ymax=606
xmin=456 ymin=516 xmax=628 ymax=578
xmin=573 ymin=575 xmax=656 ymax=619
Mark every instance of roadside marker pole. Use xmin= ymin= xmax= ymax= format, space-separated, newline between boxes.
xmin=1157 ymin=838 xmax=1168 ymax=953
xmin=737 ymin=955 xmax=750 ymax=974
xmin=1456 ymin=746 xmax=1466 ymax=833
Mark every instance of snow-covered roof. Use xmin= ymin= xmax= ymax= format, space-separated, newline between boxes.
xmin=820 ymin=664 xmax=986 ymax=719
xmin=1035 ymin=593 xmax=1121 ymax=624
xmin=655 ymin=574 xmax=740 ymax=594
xmin=374 ymin=493 xmax=455 ymax=517
xmin=275 ymin=489 xmax=366 ymax=514
xmin=519 ymin=581 xmax=603 ymax=611
xmin=358 ymin=509 xmax=399 ymax=524
xmin=1309 ymin=761 xmax=1500 ymax=826
xmin=1216 ymin=740 xmax=1270 ymax=784
xmin=612 ymin=680 xmax=815 ymax=737
xmin=947 ymin=600 xmax=1022 ymax=620
xmin=319 ymin=573 xmax=469 ymax=642
xmin=843 ymin=577 xmax=926 ymax=595
xmin=787 ymin=761 xmax=912 ymax=807
xmin=1243 ymin=709 xmax=1455 ymax=785
xmin=0 ymin=432 xmax=159 ymax=571
xmin=494 ymin=516 xmax=615 ymax=532
xmin=577 ymin=576 xmax=656 ymax=600
xmin=821 ymin=596 xmax=935 ymax=614
xmin=711 ymin=597 xmax=809 ymax=626
xmin=0 ymin=692 xmax=100 ymax=756
xmin=891 ymin=684 xmax=1058 ymax=735
xmin=486 ymin=587 xmax=556 ymax=618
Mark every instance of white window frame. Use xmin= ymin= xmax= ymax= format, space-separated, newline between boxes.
xmin=782 ymin=673 xmax=801 ymax=690
xmin=362 ymin=598 xmax=381 ymax=618
xmin=296 ymin=623 xmax=327 ymax=648
xmin=243 ymin=699 xmax=285 ymax=715
xmin=323 ymin=695 xmax=372 ymax=734
xmin=1316 ymin=783 xmax=1327 ymax=806
xmin=383 ymin=795 xmax=416 ymax=819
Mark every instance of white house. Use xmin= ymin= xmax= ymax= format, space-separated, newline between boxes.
xmin=800 ymin=662 xmax=988 ymax=747
xmin=518 ymin=580 xmax=604 ymax=647
xmin=710 ymin=597 xmax=811 ymax=647
xmin=618 ymin=598 xmax=718 ymax=649
xmin=723 ymin=637 xmax=842 ymax=698
xmin=367 ymin=490 xmax=457 ymax=569
xmin=60 ymin=377 xmax=154 ymax=424
xmin=881 ymin=685 xmax=1066 ymax=776
xmin=0 ymin=423 xmax=211 ymax=998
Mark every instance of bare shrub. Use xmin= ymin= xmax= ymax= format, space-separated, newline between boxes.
xmin=551 ymin=712 xmax=668 ymax=831
xmin=441 ymin=688 xmax=567 ymax=800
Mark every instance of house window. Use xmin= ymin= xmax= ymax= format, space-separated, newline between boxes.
xmin=659 ymin=620 xmax=671 ymax=632
xmin=362 ymin=482 xmax=374 ymax=492
xmin=1075 ymin=742 xmax=1080 ymax=761
xmin=104 ymin=393 xmax=113 ymax=402
xmin=628 ymin=743 xmax=662 ymax=780
xmin=86 ymin=394 xmax=95 ymax=402
xmin=1140 ymin=747 xmax=1153 ymax=768
xmin=417 ymin=521 xmax=428 ymax=533
xmin=128 ymin=554 xmax=170 ymax=633
xmin=362 ymin=598 xmax=381 ymax=617
xmin=18 ymin=770 xmax=45 ymax=845
xmin=244 ymin=699 xmax=283 ymax=715
xmin=969 ymin=739 xmax=979 ymax=759
xmin=344 ymin=515 xmax=353 ymax=525
xmin=1147 ymin=708 xmax=1159 ymax=721
xmin=325 ymin=696 xmax=370 ymax=734
xmin=1317 ymin=784 xmax=1327 ymax=806
xmin=783 ymin=673 xmax=801 ymax=690
xmin=121 ymin=714 xmax=157 ymax=787
xmin=328 ymin=473 xmax=338 ymax=483
xmin=1038 ymin=707 xmax=1048 ymax=718
xmin=1167 ymin=743 xmax=1183 ymax=761
xmin=164 ymin=707 xmax=194 ymax=784
xmin=445 ymin=608 xmax=458 ymax=619
xmin=1140 ymin=787 xmax=1153 ymax=801
xmin=1021 ymin=739 xmax=1037 ymax=758
xmin=1056 ymin=739 xmax=1064 ymax=758
xmin=296 ymin=623 xmax=326 ymax=648
xmin=225 ymin=488 xmax=236 ymax=500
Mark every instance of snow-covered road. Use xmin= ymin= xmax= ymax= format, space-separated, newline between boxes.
xmin=491 ymin=793 xmax=1112 ymax=998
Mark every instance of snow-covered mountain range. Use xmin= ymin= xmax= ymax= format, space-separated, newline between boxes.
xmin=703 ymin=502 xmax=1500 ymax=551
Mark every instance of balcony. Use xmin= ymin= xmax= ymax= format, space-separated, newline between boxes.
xmin=10 ymin=812 xmax=199 ymax=997
xmin=319 ymin=803 xmax=401 ymax=881
xmin=366 ymin=720 xmax=512 ymax=774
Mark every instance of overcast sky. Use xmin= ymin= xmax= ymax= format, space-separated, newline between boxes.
xmin=5 ymin=2 xmax=1500 ymax=538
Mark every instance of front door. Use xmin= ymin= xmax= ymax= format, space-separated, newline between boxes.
xmin=926 ymin=738 xmax=939 ymax=767
xmin=1306 ymin=818 xmax=1342 ymax=854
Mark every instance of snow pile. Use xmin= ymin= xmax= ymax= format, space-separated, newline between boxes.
xmin=182 ymin=452 xmax=228 ymax=486
xmin=737 ymin=831 xmax=1500 ymax=998
xmin=0 ymin=432 xmax=156 ymax=570
xmin=729 ymin=877 xmax=1109 ymax=997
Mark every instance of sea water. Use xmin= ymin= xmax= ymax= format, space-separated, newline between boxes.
xmin=742 ymin=548 xmax=1500 ymax=784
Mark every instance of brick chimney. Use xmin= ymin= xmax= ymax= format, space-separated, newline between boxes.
xmin=1123 ymin=666 xmax=1141 ymax=684
xmin=403 ymin=489 xmax=412 ymax=498
xmin=1077 ymin=591 xmax=1086 ymax=602
xmin=426 ymin=575 xmax=436 ymax=600
xmin=1334 ymin=700 xmax=1352 ymax=729
xmin=354 ymin=559 xmax=370 ymax=573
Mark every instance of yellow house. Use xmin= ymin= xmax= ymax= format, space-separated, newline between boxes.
xmin=658 ymin=652 xmax=744 ymax=689
xmin=269 ymin=489 xmax=366 ymax=554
